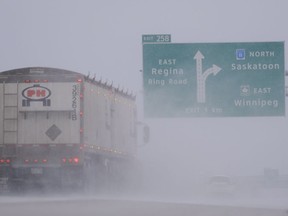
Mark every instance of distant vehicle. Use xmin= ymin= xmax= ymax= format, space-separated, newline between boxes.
xmin=0 ymin=67 xmax=148 ymax=192
xmin=206 ymin=175 xmax=235 ymax=196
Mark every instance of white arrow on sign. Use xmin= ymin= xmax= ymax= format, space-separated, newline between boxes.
xmin=194 ymin=51 xmax=222 ymax=103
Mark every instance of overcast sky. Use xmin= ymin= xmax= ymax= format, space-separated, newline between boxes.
xmin=1 ymin=0 xmax=288 ymax=178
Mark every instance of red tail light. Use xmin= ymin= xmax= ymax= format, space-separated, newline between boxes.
xmin=0 ymin=158 xmax=11 ymax=164
xmin=73 ymin=157 xmax=79 ymax=164
xmin=62 ymin=157 xmax=80 ymax=164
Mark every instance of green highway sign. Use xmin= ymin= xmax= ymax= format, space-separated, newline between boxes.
xmin=142 ymin=41 xmax=285 ymax=118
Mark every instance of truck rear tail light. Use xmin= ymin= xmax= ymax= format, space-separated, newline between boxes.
xmin=62 ymin=157 xmax=80 ymax=164
xmin=73 ymin=157 xmax=79 ymax=164
xmin=24 ymin=159 xmax=48 ymax=164
xmin=0 ymin=159 xmax=11 ymax=164
xmin=23 ymin=79 xmax=49 ymax=83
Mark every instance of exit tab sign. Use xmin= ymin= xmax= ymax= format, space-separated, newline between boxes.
xmin=142 ymin=34 xmax=171 ymax=43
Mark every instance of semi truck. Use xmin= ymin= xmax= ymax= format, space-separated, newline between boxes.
xmin=0 ymin=67 xmax=146 ymax=191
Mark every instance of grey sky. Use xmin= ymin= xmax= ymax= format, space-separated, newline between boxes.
xmin=1 ymin=0 xmax=288 ymax=177
xmin=1 ymin=0 xmax=287 ymax=90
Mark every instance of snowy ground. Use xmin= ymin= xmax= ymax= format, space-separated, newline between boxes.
xmin=0 ymin=189 xmax=288 ymax=216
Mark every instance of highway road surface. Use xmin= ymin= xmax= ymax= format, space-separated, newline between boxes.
xmin=0 ymin=196 xmax=287 ymax=216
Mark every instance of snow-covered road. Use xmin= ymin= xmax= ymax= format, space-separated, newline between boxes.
xmin=0 ymin=195 xmax=286 ymax=216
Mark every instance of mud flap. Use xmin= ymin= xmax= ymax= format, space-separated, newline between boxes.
xmin=0 ymin=177 xmax=9 ymax=193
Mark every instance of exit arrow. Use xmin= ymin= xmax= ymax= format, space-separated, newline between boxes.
xmin=194 ymin=51 xmax=222 ymax=103
xmin=202 ymin=64 xmax=222 ymax=81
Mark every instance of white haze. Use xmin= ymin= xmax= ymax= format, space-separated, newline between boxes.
xmin=1 ymin=0 xmax=288 ymax=208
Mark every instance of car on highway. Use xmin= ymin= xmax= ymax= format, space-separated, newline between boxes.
xmin=206 ymin=175 xmax=235 ymax=197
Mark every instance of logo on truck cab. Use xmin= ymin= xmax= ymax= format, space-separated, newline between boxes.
xmin=22 ymin=84 xmax=51 ymax=107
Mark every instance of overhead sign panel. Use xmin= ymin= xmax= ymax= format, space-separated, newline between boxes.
xmin=143 ymin=41 xmax=285 ymax=117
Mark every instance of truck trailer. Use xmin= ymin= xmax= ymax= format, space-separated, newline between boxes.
xmin=0 ymin=67 xmax=143 ymax=191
